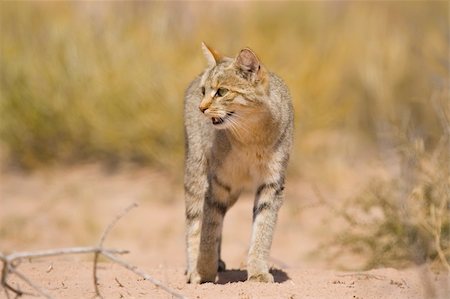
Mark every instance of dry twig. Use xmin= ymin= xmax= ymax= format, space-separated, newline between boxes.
xmin=0 ymin=247 xmax=120 ymax=298
xmin=102 ymin=251 xmax=185 ymax=299
xmin=9 ymin=267 xmax=52 ymax=299
xmin=93 ymin=202 xmax=138 ymax=297
xmin=0 ymin=203 xmax=187 ymax=299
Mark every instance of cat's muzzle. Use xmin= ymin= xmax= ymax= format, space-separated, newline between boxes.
xmin=211 ymin=112 xmax=234 ymax=126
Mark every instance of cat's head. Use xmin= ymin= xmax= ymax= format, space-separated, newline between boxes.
xmin=198 ymin=43 xmax=269 ymax=130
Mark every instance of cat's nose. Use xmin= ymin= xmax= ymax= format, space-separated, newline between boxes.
xmin=199 ymin=98 xmax=212 ymax=113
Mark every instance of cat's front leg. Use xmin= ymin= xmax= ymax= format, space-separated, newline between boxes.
xmin=247 ymin=178 xmax=284 ymax=282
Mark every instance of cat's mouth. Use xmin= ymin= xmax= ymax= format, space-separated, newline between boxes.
xmin=212 ymin=112 xmax=234 ymax=126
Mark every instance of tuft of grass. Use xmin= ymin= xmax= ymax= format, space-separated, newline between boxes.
xmin=321 ymin=113 xmax=450 ymax=270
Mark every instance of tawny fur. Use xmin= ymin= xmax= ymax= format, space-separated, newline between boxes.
xmin=184 ymin=43 xmax=293 ymax=284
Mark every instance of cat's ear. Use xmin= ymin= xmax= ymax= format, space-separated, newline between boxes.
xmin=201 ymin=42 xmax=222 ymax=67
xmin=235 ymin=48 xmax=261 ymax=76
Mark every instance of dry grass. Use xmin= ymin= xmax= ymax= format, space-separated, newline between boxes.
xmin=325 ymin=140 xmax=449 ymax=270
xmin=321 ymin=90 xmax=450 ymax=270
xmin=0 ymin=1 xmax=447 ymax=172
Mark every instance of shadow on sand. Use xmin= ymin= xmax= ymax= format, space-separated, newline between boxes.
xmin=217 ymin=268 xmax=290 ymax=284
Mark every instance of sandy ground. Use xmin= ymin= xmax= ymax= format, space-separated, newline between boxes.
xmin=5 ymin=261 xmax=449 ymax=299
xmin=1 ymin=165 xmax=448 ymax=298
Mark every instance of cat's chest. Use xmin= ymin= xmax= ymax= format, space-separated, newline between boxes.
xmin=212 ymin=145 xmax=270 ymax=190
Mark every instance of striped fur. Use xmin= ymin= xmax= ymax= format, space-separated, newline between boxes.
xmin=184 ymin=43 xmax=293 ymax=284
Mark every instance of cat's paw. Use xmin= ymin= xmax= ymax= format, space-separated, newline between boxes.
xmin=197 ymin=258 xmax=218 ymax=283
xmin=197 ymin=269 xmax=216 ymax=283
xmin=218 ymin=259 xmax=226 ymax=272
xmin=247 ymin=272 xmax=274 ymax=283
xmin=186 ymin=270 xmax=202 ymax=284
xmin=187 ymin=270 xmax=216 ymax=284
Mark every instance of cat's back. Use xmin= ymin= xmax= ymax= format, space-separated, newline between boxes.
xmin=267 ymin=72 xmax=294 ymax=147
xmin=268 ymin=72 xmax=293 ymax=113
xmin=184 ymin=74 xmax=202 ymax=128
xmin=184 ymin=74 xmax=213 ymax=154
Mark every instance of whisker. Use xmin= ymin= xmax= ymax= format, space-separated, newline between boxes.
xmin=228 ymin=119 xmax=243 ymax=140
xmin=228 ymin=117 xmax=244 ymax=138
xmin=228 ymin=115 xmax=252 ymax=138
xmin=228 ymin=113 xmax=252 ymax=132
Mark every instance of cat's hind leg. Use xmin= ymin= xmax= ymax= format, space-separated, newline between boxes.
xmin=184 ymin=189 xmax=203 ymax=284
xmin=184 ymin=154 xmax=208 ymax=284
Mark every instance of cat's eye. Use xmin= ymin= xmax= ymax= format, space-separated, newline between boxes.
xmin=201 ymin=86 xmax=205 ymax=96
xmin=216 ymin=88 xmax=228 ymax=97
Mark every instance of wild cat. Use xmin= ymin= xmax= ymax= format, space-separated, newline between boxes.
xmin=184 ymin=43 xmax=293 ymax=284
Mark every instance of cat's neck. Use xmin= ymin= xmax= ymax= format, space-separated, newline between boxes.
xmin=224 ymin=107 xmax=279 ymax=147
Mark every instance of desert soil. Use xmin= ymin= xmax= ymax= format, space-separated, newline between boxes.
xmin=1 ymin=165 xmax=448 ymax=298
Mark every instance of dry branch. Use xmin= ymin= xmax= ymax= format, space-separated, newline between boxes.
xmin=2 ymin=247 xmax=128 ymax=263
xmin=93 ymin=202 xmax=138 ymax=297
xmin=0 ymin=202 xmax=188 ymax=299
xmin=9 ymin=267 xmax=52 ymax=299
xmin=102 ymin=252 xmax=186 ymax=299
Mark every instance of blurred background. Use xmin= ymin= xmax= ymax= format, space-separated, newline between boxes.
xmin=0 ymin=1 xmax=448 ymax=273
